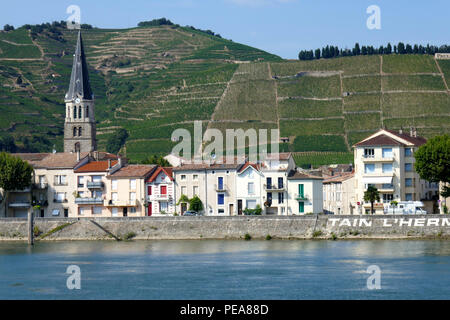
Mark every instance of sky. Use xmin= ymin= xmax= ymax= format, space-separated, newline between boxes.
xmin=1 ymin=0 xmax=449 ymax=59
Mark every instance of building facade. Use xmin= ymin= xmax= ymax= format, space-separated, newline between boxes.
xmin=323 ymin=173 xmax=356 ymax=215
xmin=287 ymin=171 xmax=324 ymax=215
xmin=145 ymin=167 xmax=175 ymax=216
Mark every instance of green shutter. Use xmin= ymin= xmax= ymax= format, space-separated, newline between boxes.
xmin=298 ymin=184 xmax=304 ymax=197
xmin=299 ymin=202 xmax=304 ymax=213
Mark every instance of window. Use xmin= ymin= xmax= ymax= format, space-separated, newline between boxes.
xmin=112 ymin=208 xmax=118 ymax=217
xmin=86 ymin=106 xmax=89 ymax=118
xmin=193 ymin=186 xmax=199 ymax=196
xmin=246 ymin=200 xmax=257 ymax=209
xmin=299 ymin=202 xmax=305 ymax=213
xmin=147 ymin=185 xmax=152 ymax=196
xmin=382 ymin=184 xmax=394 ymax=189
xmin=218 ymin=193 xmax=225 ymax=205
xmin=112 ymin=192 xmax=118 ymax=201
xmin=218 ymin=177 xmax=224 ymax=190
xmin=218 ymin=209 xmax=225 ymax=214
xmin=73 ymin=127 xmax=77 ymax=137
xmin=248 ymin=182 xmax=255 ymax=195
xmin=405 ymin=193 xmax=413 ymax=201
xmin=405 ymin=163 xmax=413 ymax=172
xmin=55 ymin=175 xmax=67 ymax=185
xmin=298 ymin=184 xmax=304 ymax=197
xmin=78 ymin=107 xmax=82 ymax=118
xmin=160 ymin=185 xmax=167 ymax=195
xmin=405 ymin=148 xmax=413 ymax=157
xmin=93 ymin=191 xmax=103 ymax=198
xmin=365 ymin=164 xmax=375 ymax=174
xmin=382 ymin=148 xmax=393 ymax=158
xmin=193 ymin=175 xmax=198 ymax=181
xmin=55 ymin=192 xmax=65 ymax=202
xmin=52 ymin=209 xmax=60 ymax=216
xmin=181 ymin=175 xmax=186 ymax=181
xmin=267 ymin=192 xmax=273 ymax=202
xmin=382 ymin=194 xmax=394 ymax=203
xmin=92 ymin=175 xmax=102 ymax=182
xmin=160 ymin=202 xmax=168 ymax=212
xmin=78 ymin=176 xmax=84 ymax=188
xmin=112 ymin=179 xmax=118 ymax=191
xmin=78 ymin=127 xmax=82 ymax=136
xmin=266 ymin=177 xmax=272 ymax=189
xmin=181 ymin=186 xmax=187 ymax=195
xmin=364 ymin=148 xmax=375 ymax=158
xmin=78 ymin=207 xmax=87 ymax=216
xmin=130 ymin=179 xmax=136 ymax=190
xmin=93 ymin=207 xmax=102 ymax=215
xmin=278 ymin=192 xmax=284 ymax=204
xmin=278 ymin=177 xmax=283 ymax=189
xmin=382 ymin=163 xmax=393 ymax=173
xmin=73 ymin=106 xmax=77 ymax=119
xmin=405 ymin=178 xmax=413 ymax=187
xmin=130 ymin=192 xmax=136 ymax=201
xmin=130 ymin=207 xmax=137 ymax=214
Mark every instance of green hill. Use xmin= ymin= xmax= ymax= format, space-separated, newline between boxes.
xmin=0 ymin=25 xmax=449 ymax=166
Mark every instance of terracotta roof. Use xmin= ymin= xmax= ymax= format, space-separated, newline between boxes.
xmin=323 ymin=172 xmax=355 ymax=184
xmin=384 ymin=129 xmax=427 ymax=147
xmin=147 ymin=167 xmax=173 ymax=182
xmin=354 ymin=134 xmax=406 ymax=147
xmin=111 ymin=164 xmax=156 ymax=178
xmin=14 ymin=153 xmax=51 ymax=166
xmin=238 ymin=162 xmax=260 ymax=173
xmin=35 ymin=152 xmax=90 ymax=169
xmin=287 ymin=170 xmax=323 ymax=180
xmin=75 ymin=160 xmax=118 ymax=173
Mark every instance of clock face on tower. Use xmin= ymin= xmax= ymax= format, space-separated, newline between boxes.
xmin=75 ymin=98 xmax=81 ymax=103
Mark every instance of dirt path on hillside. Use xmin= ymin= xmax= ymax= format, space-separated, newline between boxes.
xmin=434 ymin=58 xmax=450 ymax=93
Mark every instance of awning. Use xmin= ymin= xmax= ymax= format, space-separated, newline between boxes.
xmin=362 ymin=176 xmax=393 ymax=184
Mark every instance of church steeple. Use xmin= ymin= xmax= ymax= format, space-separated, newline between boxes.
xmin=65 ymin=31 xmax=93 ymax=101
xmin=64 ymin=31 xmax=97 ymax=153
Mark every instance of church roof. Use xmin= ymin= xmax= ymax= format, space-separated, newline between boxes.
xmin=65 ymin=31 xmax=93 ymax=101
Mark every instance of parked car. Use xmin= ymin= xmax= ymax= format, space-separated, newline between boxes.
xmin=183 ymin=210 xmax=199 ymax=216
xmin=384 ymin=201 xmax=428 ymax=215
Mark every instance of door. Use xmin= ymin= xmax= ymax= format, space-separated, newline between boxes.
xmin=278 ymin=177 xmax=283 ymax=189
xmin=298 ymin=184 xmax=304 ymax=198
xmin=123 ymin=207 xmax=128 ymax=217
xmin=147 ymin=203 xmax=152 ymax=216
xmin=64 ymin=209 xmax=68 ymax=218
xmin=238 ymin=200 xmax=243 ymax=215
xmin=40 ymin=210 xmax=45 ymax=218
xmin=299 ymin=202 xmax=305 ymax=214
xmin=229 ymin=203 xmax=234 ymax=216
xmin=181 ymin=203 xmax=187 ymax=215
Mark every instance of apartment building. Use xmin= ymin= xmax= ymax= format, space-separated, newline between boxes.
xmin=236 ymin=162 xmax=263 ymax=215
xmin=145 ymin=167 xmax=175 ymax=216
xmin=287 ymin=170 xmax=323 ymax=215
xmin=353 ymin=129 xmax=438 ymax=214
xmin=108 ymin=164 xmax=156 ymax=217
xmin=323 ymin=173 xmax=356 ymax=215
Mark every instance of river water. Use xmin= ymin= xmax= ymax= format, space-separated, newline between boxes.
xmin=1 ymin=240 xmax=450 ymax=300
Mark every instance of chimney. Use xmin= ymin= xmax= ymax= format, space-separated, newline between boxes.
xmin=410 ymin=126 xmax=414 ymax=137
xmin=108 ymin=159 xmax=112 ymax=169
xmin=76 ymin=150 xmax=80 ymax=161
xmin=118 ymin=157 xmax=122 ymax=167
xmin=399 ymin=126 xmax=403 ymax=134
xmin=413 ymin=127 xmax=417 ymax=138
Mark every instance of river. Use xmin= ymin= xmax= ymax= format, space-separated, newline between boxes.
xmin=1 ymin=240 xmax=450 ymax=299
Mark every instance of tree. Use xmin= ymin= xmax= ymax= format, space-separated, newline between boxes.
xmin=314 ymin=48 xmax=321 ymax=60
xmin=3 ymin=24 xmax=14 ymax=32
xmin=0 ymin=152 xmax=33 ymax=217
xmin=0 ymin=136 xmax=17 ymax=153
xmin=106 ymin=128 xmax=128 ymax=155
xmin=353 ymin=43 xmax=361 ymax=56
xmin=189 ymin=195 xmax=203 ymax=212
xmin=364 ymin=186 xmax=380 ymax=215
xmin=141 ymin=155 xmax=171 ymax=167
xmin=414 ymin=134 xmax=450 ymax=198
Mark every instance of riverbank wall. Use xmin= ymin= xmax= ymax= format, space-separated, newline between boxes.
xmin=1 ymin=215 xmax=450 ymax=241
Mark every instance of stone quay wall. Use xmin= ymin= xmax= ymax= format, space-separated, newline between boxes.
xmin=0 ymin=215 xmax=449 ymax=241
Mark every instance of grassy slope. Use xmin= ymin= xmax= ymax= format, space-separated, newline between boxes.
xmin=0 ymin=26 xmax=449 ymax=167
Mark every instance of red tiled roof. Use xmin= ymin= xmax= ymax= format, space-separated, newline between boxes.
xmin=238 ymin=162 xmax=260 ymax=173
xmin=75 ymin=160 xmax=118 ymax=173
xmin=354 ymin=134 xmax=406 ymax=147
xmin=146 ymin=167 xmax=173 ymax=182
xmin=384 ymin=129 xmax=427 ymax=147
xmin=111 ymin=165 xmax=156 ymax=178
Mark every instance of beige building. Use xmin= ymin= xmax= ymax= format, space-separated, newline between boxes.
xmin=323 ymin=173 xmax=356 ymax=215
xmin=353 ymin=129 xmax=438 ymax=214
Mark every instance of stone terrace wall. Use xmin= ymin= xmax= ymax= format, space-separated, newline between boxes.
xmin=0 ymin=215 xmax=449 ymax=241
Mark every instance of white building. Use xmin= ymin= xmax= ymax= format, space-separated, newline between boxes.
xmin=145 ymin=167 xmax=175 ymax=216
xmin=287 ymin=170 xmax=324 ymax=215
xmin=236 ymin=162 xmax=264 ymax=215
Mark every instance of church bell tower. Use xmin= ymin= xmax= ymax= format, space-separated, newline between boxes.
xmin=64 ymin=31 xmax=97 ymax=153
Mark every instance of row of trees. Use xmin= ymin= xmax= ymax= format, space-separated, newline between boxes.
xmin=363 ymin=134 xmax=450 ymax=214
xmin=299 ymin=42 xmax=450 ymax=61
xmin=137 ymin=18 xmax=223 ymax=39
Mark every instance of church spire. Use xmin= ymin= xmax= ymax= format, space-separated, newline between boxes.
xmin=65 ymin=31 xmax=93 ymax=102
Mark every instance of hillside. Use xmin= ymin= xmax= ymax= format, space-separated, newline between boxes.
xmin=0 ymin=25 xmax=449 ymax=166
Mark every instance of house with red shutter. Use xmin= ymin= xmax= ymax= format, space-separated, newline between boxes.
xmin=145 ymin=167 xmax=175 ymax=216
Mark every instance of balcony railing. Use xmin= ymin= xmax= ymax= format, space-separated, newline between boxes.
xmin=75 ymin=198 xmax=104 ymax=205
xmin=87 ymin=181 xmax=104 ymax=189
xmin=9 ymin=201 xmax=31 ymax=208
xmin=215 ymin=184 xmax=227 ymax=192
xmin=148 ymin=194 xmax=171 ymax=201
xmin=53 ymin=199 xmax=68 ymax=203
xmin=33 ymin=183 xmax=48 ymax=190
xmin=295 ymin=194 xmax=308 ymax=201
xmin=264 ymin=184 xmax=285 ymax=191
xmin=362 ymin=156 xmax=394 ymax=162
xmin=107 ymin=199 xmax=137 ymax=207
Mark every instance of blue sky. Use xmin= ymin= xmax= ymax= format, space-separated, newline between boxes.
xmin=1 ymin=0 xmax=449 ymax=59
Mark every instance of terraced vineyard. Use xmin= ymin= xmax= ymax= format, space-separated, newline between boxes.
xmin=0 ymin=25 xmax=449 ymax=167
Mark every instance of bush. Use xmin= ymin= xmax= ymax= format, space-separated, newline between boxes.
xmin=265 ymin=234 xmax=272 ymax=241
xmin=123 ymin=232 xmax=136 ymax=241
xmin=330 ymin=233 xmax=337 ymax=241
xmin=243 ymin=205 xmax=262 ymax=216
xmin=312 ymin=230 xmax=323 ymax=238
xmin=244 ymin=233 xmax=252 ymax=241
xmin=33 ymin=226 xmax=41 ymax=237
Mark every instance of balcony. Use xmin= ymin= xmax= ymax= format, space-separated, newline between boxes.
xmin=264 ymin=184 xmax=285 ymax=191
xmin=106 ymin=199 xmax=137 ymax=207
xmin=33 ymin=183 xmax=48 ymax=190
xmin=362 ymin=155 xmax=395 ymax=163
xmin=11 ymin=187 xmax=31 ymax=193
xmin=87 ymin=181 xmax=104 ymax=189
xmin=53 ymin=199 xmax=68 ymax=203
xmin=8 ymin=201 xmax=31 ymax=208
xmin=75 ymin=198 xmax=104 ymax=205
xmin=32 ymin=199 xmax=48 ymax=207
xmin=215 ymin=184 xmax=227 ymax=192
xmin=148 ymin=194 xmax=172 ymax=201
xmin=295 ymin=194 xmax=308 ymax=201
